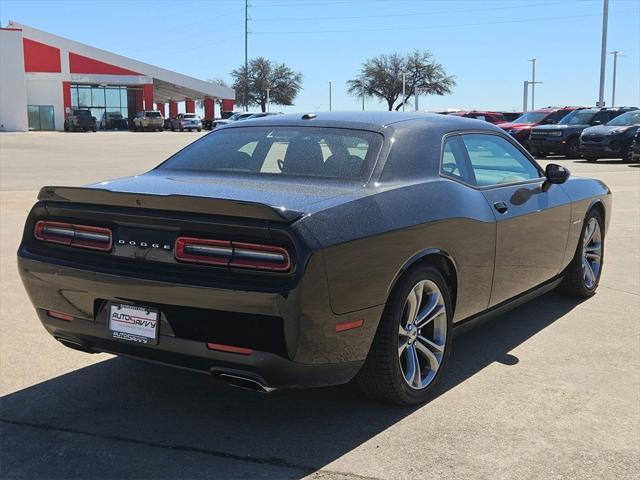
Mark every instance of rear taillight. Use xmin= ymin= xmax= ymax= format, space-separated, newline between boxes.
xmin=34 ymin=221 xmax=112 ymax=251
xmin=175 ymin=237 xmax=291 ymax=272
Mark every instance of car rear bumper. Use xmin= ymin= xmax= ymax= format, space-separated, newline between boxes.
xmin=17 ymin=254 xmax=381 ymax=389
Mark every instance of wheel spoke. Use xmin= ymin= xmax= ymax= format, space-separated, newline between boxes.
xmin=584 ymin=220 xmax=596 ymax=245
xmin=583 ymin=259 xmax=596 ymax=286
xmin=417 ymin=335 xmax=444 ymax=353
xmin=416 ymin=297 xmax=444 ymax=328
xmin=415 ymin=340 xmax=440 ymax=372
xmin=404 ymin=344 xmax=417 ymax=384
xmin=585 ymin=252 xmax=600 ymax=262
xmin=585 ymin=242 xmax=601 ymax=253
xmin=405 ymin=286 xmax=420 ymax=326
xmin=398 ymin=339 xmax=408 ymax=357
xmin=410 ymin=345 xmax=421 ymax=388
xmin=398 ymin=323 xmax=410 ymax=337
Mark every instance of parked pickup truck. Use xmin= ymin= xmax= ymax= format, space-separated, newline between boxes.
xmin=64 ymin=109 xmax=97 ymax=132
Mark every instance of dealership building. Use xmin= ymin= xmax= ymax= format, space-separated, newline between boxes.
xmin=0 ymin=22 xmax=235 ymax=131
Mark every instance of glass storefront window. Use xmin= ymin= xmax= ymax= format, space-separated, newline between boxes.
xmin=77 ymin=87 xmax=91 ymax=107
xmin=27 ymin=105 xmax=55 ymax=131
xmin=105 ymin=88 xmax=121 ymax=108
xmin=91 ymin=88 xmax=106 ymax=107
xmin=70 ymin=85 xmax=131 ymax=130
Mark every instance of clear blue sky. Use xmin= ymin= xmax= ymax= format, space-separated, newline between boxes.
xmin=2 ymin=0 xmax=638 ymax=112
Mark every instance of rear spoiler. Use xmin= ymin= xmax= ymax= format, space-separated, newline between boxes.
xmin=37 ymin=186 xmax=303 ymax=223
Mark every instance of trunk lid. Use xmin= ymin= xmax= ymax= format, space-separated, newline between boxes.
xmin=39 ymin=171 xmax=367 ymax=223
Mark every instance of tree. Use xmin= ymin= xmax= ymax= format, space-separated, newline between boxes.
xmin=231 ymin=57 xmax=303 ymax=112
xmin=347 ymin=51 xmax=455 ymax=111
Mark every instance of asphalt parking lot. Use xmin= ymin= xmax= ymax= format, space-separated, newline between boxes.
xmin=1 ymin=131 xmax=638 ymax=480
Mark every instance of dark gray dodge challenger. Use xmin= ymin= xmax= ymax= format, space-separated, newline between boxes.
xmin=18 ymin=112 xmax=611 ymax=404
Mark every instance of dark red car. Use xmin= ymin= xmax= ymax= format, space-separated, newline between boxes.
xmin=449 ymin=111 xmax=507 ymax=125
xmin=499 ymin=107 xmax=583 ymax=150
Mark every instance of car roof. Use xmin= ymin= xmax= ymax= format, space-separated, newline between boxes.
xmin=221 ymin=111 xmax=498 ymax=133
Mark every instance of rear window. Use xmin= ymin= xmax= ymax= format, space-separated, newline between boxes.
xmin=183 ymin=114 xmax=197 ymax=119
xmin=159 ymin=126 xmax=383 ymax=181
xmin=146 ymin=111 xmax=161 ymax=118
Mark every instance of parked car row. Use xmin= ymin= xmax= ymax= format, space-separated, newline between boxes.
xmin=439 ymin=106 xmax=640 ymax=162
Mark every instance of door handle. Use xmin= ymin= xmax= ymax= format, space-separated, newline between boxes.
xmin=493 ymin=201 xmax=508 ymax=214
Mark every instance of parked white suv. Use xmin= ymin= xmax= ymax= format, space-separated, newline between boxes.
xmin=170 ymin=113 xmax=202 ymax=132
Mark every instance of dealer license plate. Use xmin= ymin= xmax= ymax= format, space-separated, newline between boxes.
xmin=108 ymin=303 xmax=159 ymax=345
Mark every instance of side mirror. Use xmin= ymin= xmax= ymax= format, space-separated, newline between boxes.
xmin=544 ymin=163 xmax=570 ymax=189
xmin=545 ymin=118 xmax=556 ymax=124
xmin=592 ymin=120 xmax=602 ymax=125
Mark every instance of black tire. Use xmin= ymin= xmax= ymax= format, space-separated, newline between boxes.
xmin=566 ymin=137 xmax=579 ymax=159
xmin=356 ymin=264 xmax=453 ymax=405
xmin=92 ymin=126 xmax=97 ymax=132
xmin=180 ymin=127 xmax=184 ymax=132
xmin=585 ymin=156 xmax=597 ymax=162
xmin=197 ymin=128 xmax=202 ymax=132
xmin=559 ymin=208 xmax=604 ymax=298
xmin=64 ymin=123 xmax=69 ymax=132
xmin=621 ymin=144 xmax=632 ymax=163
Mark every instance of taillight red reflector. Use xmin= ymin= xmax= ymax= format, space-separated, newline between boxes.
xmin=175 ymin=237 xmax=291 ymax=272
xmin=229 ymin=242 xmax=291 ymax=271
xmin=47 ymin=310 xmax=74 ymax=321
xmin=175 ymin=237 xmax=232 ymax=265
xmin=335 ymin=319 xmax=364 ymax=333
xmin=34 ymin=221 xmax=112 ymax=251
xmin=206 ymin=343 xmax=253 ymax=355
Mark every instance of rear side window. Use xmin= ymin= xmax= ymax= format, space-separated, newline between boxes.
xmin=461 ymin=134 xmax=541 ymax=187
xmin=159 ymin=126 xmax=383 ymax=181
xmin=441 ymin=136 xmax=475 ymax=185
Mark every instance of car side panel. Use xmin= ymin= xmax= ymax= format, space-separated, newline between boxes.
xmin=558 ymin=177 xmax=612 ymax=270
xmin=481 ymin=181 xmax=572 ymax=306
xmin=301 ymin=180 xmax=497 ymax=322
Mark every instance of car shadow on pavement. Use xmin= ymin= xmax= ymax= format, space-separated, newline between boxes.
xmin=0 ymin=291 xmax=582 ymax=479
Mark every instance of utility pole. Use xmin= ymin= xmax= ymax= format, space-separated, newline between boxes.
xmin=244 ymin=0 xmax=249 ymax=112
xmin=523 ymin=81 xmax=530 ymax=113
xmin=265 ymin=88 xmax=270 ymax=112
xmin=328 ymin=81 xmax=332 ymax=111
xmin=598 ymin=0 xmax=609 ymax=107
xmin=528 ymin=59 xmax=537 ymax=110
xmin=609 ymin=50 xmax=624 ymax=107
xmin=415 ymin=88 xmax=420 ymax=112
xmin=401 ymin=72 xmax=406 ymax=111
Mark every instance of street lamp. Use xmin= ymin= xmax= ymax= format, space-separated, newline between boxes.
xmin=522 ymin=80 xmax=542 ymax=113
xmin=528 ymin=58 xmax=539 ymax=110
xmin=609 ymin=50 xmax=625 ymax=107
xmin=402 ymin=72 xmax=406 ymax=112
xmin=265 ymin=88 xmax=271 ymax=112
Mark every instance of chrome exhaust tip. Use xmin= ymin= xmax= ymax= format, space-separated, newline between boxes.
xmin=218 ymin=373 xmax=276 ymax=393
xmin=54 ymin=336 xmax=95 ymax=354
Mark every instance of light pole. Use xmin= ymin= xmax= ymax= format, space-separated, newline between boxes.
xmin=265 ymin=88 xmax=270 ymax=112
xmin=528 ymin=59 xmax=537 ymax=110
xmin=609 ymin=50 xmax=624 ymax=107
xmin=244 ymin=0 xmax=249 ymax=112
xmin=415 ymin=88 xmax=420 ymax=112
xmin=523 ymin=81 xmax=530 ymax=113
xmin=328 ymin=81 xmax=332 ymax=111
xmin=598 ymin=0 xmax=609 ymax=107
xmin=401 ymin=72 xmax=406 ymax=112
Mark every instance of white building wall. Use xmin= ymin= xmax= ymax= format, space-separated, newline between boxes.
xmin=0 ymin=29 xmax=28 ymax=131
xmin=25 ymin=73 xmax=65 ymax=131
